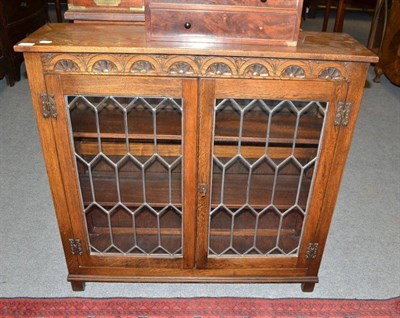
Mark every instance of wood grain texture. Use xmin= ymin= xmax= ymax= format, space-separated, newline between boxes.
xmin=151 ymin=0 xmax=298 ymax=8
xmin=146 ymin=7 xmax=298 ymax=45
xmin=196 ymin=79 xmax=215 ymax=269
xmin=302 ymin=63 xmax=370 ymax=278
xmin=68 ymin=273 xmax=317 ymax=283
xmin=145 ymin=0 xmax=303 ymax=45
xmin=20 ymin=24 xmax=375 ymax=290
xmin=182 ymin=78 xmax=198 ymax=269
xmin=14 ymin=24 xmax=378 ymax=63
xmin=23 ymin=54 xmax=80 ymax=275
xmin=296 ymin=81 xmax=348 ymax=269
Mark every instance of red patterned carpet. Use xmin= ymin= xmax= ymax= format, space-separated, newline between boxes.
xmin=0 ymin=297 xmax=399 ymax=317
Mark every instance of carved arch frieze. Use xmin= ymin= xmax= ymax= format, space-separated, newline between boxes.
xmin=201 ymin=58 xmax=237 ymax=76
xmin=44 ymin=54 xmax=86 ymax=73
xmin=240 ymin=59 xmax=274 ymax=78
xmin=164 ymin=56 xmax=199 ymax=75
xmin=126 ymin=56 xmax=160 ymax=74
xmin=277 ymin=60 xmax=311 ymax=79
xmin=87 ymin=55 xmax=123 ymax=73
xmin=40 ymin=53 xmax=350 ymax=81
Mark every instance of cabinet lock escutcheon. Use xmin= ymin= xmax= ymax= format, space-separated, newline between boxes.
xmin=199 ymin=183 xmax=207 ymax=197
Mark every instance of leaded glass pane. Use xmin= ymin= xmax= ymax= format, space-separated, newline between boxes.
xmin=209 ymin=99 xmax=328 ymax=257
xmin=66 ymin=95 xmax=183 ymax=256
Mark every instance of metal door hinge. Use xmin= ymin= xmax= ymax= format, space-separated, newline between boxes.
xmin=69 ymin=239 xmax=83 ymax=256
xmin=199 ymin=183 xmax=207 ymax=197
xmin=334 ymin=101 xmax=352 ymax=127
xmin=305 ymin=243 xmax=319 ymax=259
xmin=40 ymin=93 xmax=57 ymax=118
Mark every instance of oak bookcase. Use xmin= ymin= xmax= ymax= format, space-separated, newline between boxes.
xmin=15 ymin=23 xmax=377 ymax=291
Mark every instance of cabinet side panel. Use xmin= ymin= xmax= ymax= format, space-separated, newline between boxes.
xmin=23 ymin=53 xmax=80 ymax=274
xmin=305 ymin=62 xmax=370 ymax=277
xmin=296 ymin=81 xmax=348 ymax=268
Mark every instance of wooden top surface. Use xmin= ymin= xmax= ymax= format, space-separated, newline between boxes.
xmin=14 ymin=23 xmax=378 ymax=63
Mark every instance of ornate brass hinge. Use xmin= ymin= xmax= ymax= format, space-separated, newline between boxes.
xmin=40 ymin=93 xmax=57 ymax=118
xmin=334 ymin=101 xmax=352 ymax=127
xmin=305 ymin=243 xmax=319 ymax=259
xmin=69 ymin=239 xmax=83 ymax=256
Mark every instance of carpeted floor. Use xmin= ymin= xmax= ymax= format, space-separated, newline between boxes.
xmin=0 ymin=10 xmax=399 ymax=298
xmin=1 ymin=297 xmax=399 ymax=317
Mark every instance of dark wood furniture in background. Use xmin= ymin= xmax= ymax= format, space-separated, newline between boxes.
xmin=47 ymin=0 xmax=67 ymax=22
xmin=145 ymin=0 xmax=304 ymax=46
xmin=368 ymin=0 xmax=391 ymax=51
xmin=0 ymin=47 xmax=6 ymax=80
xmin=310 ymin=0 xmax=376 ymax=32
xmin=65 ymin=0 xmax=145 ymax=23
xmin=0 ymin=0 xmax=47 ymax=86
xmin=15 ymin=23 xmax=376 ymax=292
xmin=372 ymin=0 xmax=399 ymax=85
xmin=322 ymin=0 xmax=346 ymax=32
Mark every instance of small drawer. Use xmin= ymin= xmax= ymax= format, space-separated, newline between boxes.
xmin=147 ymin=9 xmax=298 ymax=45
xmin=150 ymin=0 xmax=298 ymax=9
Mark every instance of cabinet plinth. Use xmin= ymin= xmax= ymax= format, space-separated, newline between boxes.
xmin=15 ymin=24 xmax=377 ymax=292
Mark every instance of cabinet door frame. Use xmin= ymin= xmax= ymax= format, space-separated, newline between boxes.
xmin=196 ymin=78 xmax=348 ymax=272
xmin=45 ymin=74 xmax=198 ymax=272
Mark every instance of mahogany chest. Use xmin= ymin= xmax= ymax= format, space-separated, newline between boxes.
xmin=145 ymin=0 xmax=304 ymax=45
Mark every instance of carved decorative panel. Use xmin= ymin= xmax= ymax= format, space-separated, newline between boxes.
xmin=130 ymin=60 xmax=156 ymax=74
xmin=54 ymin=60 xmax=80 ymax=72
xmin=318 ymin=67 xmax=343 ymax=80
xmin=281 ymin=65 xmax=306 ymax=79
xmin=92 ymin=60 xmax=118 ymax=73
xmin=206 ymin=63 xmax=233 ymax=76
xmin=168 ymin=62 xmax=194 ymax=75
xmin=243 ymin=64 xmax=270 ymax=77
xmin=41 ymin=53 xmax=350 ymax=80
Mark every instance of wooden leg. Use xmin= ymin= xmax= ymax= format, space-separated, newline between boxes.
xmin=373 ymin=65 xmax=383 ymax=83
xmin=70 ymin=281 xmax=86 ymax=291
xmin=301 ymin=282 xmax=316 ymax=292
xmin=333 ymin=0 xmax=346 ymax=32
xmin=55 ymin=0 xmax=62 ymax=22
xmin=322 ymin=0 xmax=332 ymax=31
xmin=6 ymin=55 xmax=22 ymax=87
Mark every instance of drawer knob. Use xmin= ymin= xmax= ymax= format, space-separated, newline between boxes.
xmin=184 ymin=22 xmax=192 ymax=29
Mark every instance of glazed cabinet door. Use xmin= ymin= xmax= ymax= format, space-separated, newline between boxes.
xmin=196 ymin=78 xmax=347 ymax=274
xmin=45 ymin=75 xmax=198 ymax=274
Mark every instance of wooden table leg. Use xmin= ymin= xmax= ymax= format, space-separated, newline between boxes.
xmin=322 ymin=0 xmax=333 ymax=31
xmin=333 ymin=0 xmax=346 ymax=32
xmin=55 ymin=0 xmax=62 ymax=22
